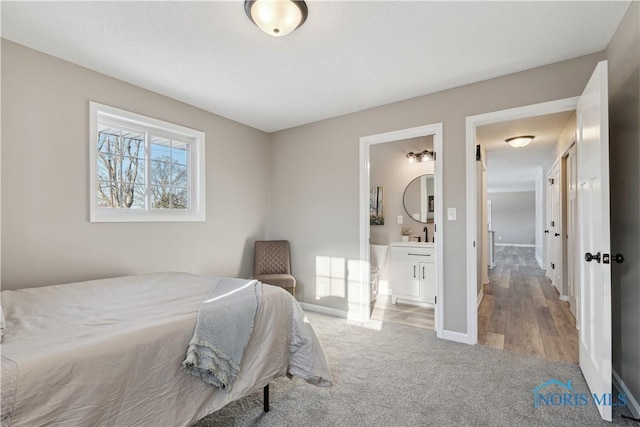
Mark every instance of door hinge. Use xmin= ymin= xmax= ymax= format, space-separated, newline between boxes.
xmin=473 ymin=241 xmax=476 ymax=247
xmin=548 ymin=178 xmax=554 ymax=185
xmin=551 ymin=263 xmax=555 ymax=270
xmin=433 ymin=152 xmax=437 ymax=160
xmin=435 ymin=296 xmax=437 ymax=304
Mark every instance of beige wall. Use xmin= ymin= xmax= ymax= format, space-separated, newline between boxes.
xmin=547 ymin=112 xmax=577 ymax=167
xmin=269 ymin=52 xmax=604 ymax=333
xmin=488 ymin=191 xmax=536 ymax=245
xmin=1 ymin=40 xmax=270 ymax=290
xmin=607 ymin=0 xmax=640 ymax=414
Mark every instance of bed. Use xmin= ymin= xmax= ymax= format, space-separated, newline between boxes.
xmin=0 ymin=272 xmax=332 ymax=427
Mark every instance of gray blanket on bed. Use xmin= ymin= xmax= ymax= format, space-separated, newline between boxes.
xmin=182 ymin=278 xmax=262 ymax=390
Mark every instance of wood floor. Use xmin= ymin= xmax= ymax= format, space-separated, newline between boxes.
xmin=371 ymin=295 xmax=434 ymax=330
xmin=478 ymin=246 xmax=578 ymax=363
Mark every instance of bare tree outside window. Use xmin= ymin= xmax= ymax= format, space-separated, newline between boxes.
xmin=96 ymin=130 xmax=144 ymax=208
xmin=96 ymin=129 xmax=189 ymax=210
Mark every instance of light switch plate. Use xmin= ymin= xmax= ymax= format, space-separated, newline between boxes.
xmin=397 ymin=215 xmax=403 ymax=224
xmin=447 ymin=208 xmax=457 ymax=221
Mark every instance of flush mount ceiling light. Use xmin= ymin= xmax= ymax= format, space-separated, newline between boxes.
xmin=505 ymin=135 xmax=535 ymax=148
xmin=244 ymin=0 xmax=308 ymax=37
xmin=406 ymin=150 xmax=434 ymax=163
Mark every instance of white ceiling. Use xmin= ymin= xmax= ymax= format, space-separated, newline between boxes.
xmin=1 ymin=1 xmax=630 ymax=133
xmin=477 ymin=111 xmax=574 ymax=193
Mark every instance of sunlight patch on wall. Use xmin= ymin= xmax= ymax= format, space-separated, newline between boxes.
xmin=315 ymin=256 xmax=346 ymax=300
xmin=347 ymin=259 xmax=369 ymax=322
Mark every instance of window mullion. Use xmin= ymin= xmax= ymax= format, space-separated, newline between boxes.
xmin=169 ymin=139 xmax=174 ymax=210
xmin=145 ymin=132 xmax=151 ymax=212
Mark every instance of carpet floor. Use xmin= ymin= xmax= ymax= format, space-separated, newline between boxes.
xmin=193 ymin=311 xmax=637 ymax=426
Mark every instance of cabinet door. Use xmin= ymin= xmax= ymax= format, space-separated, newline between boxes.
xmin=392 ymin=259 xmax=420 ymax=297
xmin=420 ymin=261 xmax=436 ymax=304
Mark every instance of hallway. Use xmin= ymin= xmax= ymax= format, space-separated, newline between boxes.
xmin=478 ymin=246 xmax=578 ymax=363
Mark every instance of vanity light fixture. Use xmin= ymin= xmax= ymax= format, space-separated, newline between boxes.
xmin=406 ymin=150 xmax=434 ymax=163
xmin=244 ymin=0 xmax=308 ymax=37
xmin=505 ymin=135 xmax=535 ymax=148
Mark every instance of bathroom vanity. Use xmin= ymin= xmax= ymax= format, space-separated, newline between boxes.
xmin=390 ymin=242 xmax=436 ymax=305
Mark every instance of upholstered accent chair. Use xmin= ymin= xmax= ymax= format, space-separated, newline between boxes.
xmin=253 ymin=240 xmax=296 ymax=297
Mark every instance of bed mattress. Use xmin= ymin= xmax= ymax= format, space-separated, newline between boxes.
xmin=1 ymin=272 xmax=331 ymax=426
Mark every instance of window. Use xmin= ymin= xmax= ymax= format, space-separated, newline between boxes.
xmin=90 ymin=102 xmax=205 ymax=222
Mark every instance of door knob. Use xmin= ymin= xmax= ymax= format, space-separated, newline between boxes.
xmin=613 ymin=253 xmax=625 ymax=264
xmin=585 ymin=252 xmax=601 ymax=263
xmin=554 ymin=233 xmax=560 ymax=237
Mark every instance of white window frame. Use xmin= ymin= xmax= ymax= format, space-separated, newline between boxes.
xmin=89 ymin=102 xmax=206 ymax=222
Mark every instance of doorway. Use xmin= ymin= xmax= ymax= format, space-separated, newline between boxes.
xmin=464 ymin=97 xmax=579 ymax=344
xmin=359 ymin=123 xmax=443 ymax=337
xmin=368 ymin=135 xmax=436 ymax=330
xmin=473 ymin=109 xmax=579 ymax=362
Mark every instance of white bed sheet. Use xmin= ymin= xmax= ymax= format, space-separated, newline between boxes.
xmin=1 ymin=272 xmax=331 ymax=427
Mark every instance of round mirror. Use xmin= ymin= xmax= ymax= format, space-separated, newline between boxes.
xmin=403 ymin=174 xmax=434 ymax=224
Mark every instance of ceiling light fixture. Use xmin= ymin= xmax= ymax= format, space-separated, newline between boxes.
xmin=406 ymin=150 xmax=434 ymax=163
xmin=244 ymin=0 xmax=308 ymax=37
xmin=505 ymin=135 xmax=535 ymax=148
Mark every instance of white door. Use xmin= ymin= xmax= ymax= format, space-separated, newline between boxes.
xmin=566 ymin=145 xmax=578 ymax=321
xmin=545 ymin=169 xmax=554 ymax=279
xmin=550 ymin=162 xmax=562 ymax=292
xmin=577 ymin=61 xmax=611 ymax=422
xmin=535 ymin=170 xmax=544 ymax=266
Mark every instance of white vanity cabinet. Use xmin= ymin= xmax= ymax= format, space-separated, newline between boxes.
xmin=390 ymin=243 xmax=436 ymax=305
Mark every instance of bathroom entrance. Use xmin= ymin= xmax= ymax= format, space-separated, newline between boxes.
xmin=359 ymin=123 xmax=443 ymax=335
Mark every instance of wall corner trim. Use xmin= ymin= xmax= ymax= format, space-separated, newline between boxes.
xmin=440 ymin=329 xmax=473 ymax=345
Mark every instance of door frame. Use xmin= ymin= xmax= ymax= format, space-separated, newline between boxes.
xmin=546 ymin=166 xmax=554 ymax=280
xmin=359 ymin=123 xmax=444 ymax=337
xmin=565 ymin=143 xmax=579 ymax=321
xmin=549 ymin=158 xmax=563 ymax=295
xmin=465 ymin=97 xmax=578 ymax=344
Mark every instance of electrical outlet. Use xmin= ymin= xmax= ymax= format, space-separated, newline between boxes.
xmin=397 ymin=215 xmax=403 ymax=224
xmin=447 ymin=208 xmax=457 ymax=221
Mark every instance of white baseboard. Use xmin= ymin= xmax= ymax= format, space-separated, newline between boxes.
xmin=439 ymin=329 xmax=472 ymax=344
xmin=495 ymin=243 xmax=535 ymax=248
xmin=559 ymin=295 xmax=569 ymax=302
xmin=535 ymin=254 xmax=544 ymax=269
xmin=477 ymin=290 xmax=484 ymax=309
xmin=299 ymin=302 xmax=348 ymax=319
xmin=613 ymin=369 xmax=640 ymax=418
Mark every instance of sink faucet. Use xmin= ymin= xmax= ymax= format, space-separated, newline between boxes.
xmin=423 ymin=226 xmax=428 ymax=243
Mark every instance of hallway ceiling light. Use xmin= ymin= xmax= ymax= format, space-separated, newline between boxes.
xmin=244 ymin=0 xmax=308 ymax=37
xmin=406 ymin=150 xmax=434 ymax=163
xmin=505 ymin=135 xmax=535 ymax=148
